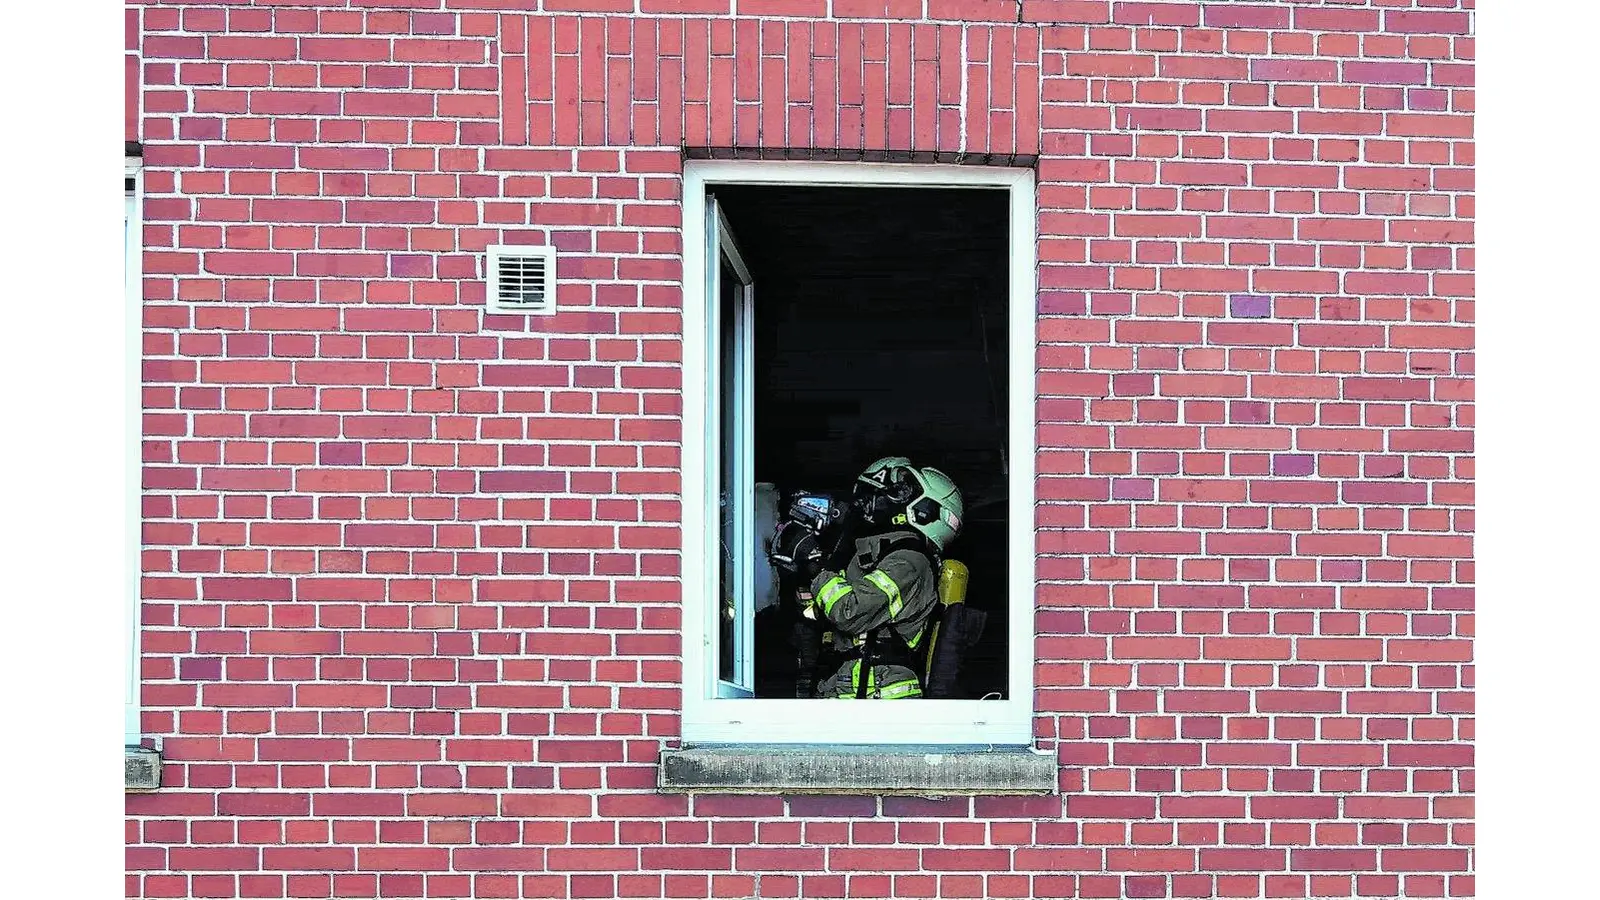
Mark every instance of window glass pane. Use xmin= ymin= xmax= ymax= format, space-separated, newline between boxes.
xmin=717 ymin=259 xmax=741 ymax=684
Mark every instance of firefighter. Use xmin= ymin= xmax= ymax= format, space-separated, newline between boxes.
xmin=783 ymin=457 xmax=964 ymax=700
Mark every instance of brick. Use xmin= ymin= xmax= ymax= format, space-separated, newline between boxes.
xmin=1381 ymin=849 xmax=1471 ymax=872
xmin=453 ymin=848 xmax=548 ymax=871
xmin=1385 ymin=11 xmax=1472 ymax=35
xmin=168 ymin=847 xmax=261 ymax=871
xmin=1343 ymin=61 xmax=1429 ymax=86
xmin=1200 ymin=849 xmax=1286 ymax=872
xmin=1107 ymin=848 xmax=1195 ymax=872
xmin=1069 ymin=795 xmax=1157 ymax=818
xmin=297 ymin=147 xmax=389 ymax=171
xmin=1292 ymin=849 xmax=1378 ymax=872
xmin=921 ymin=849 xmax=1013 ymax=871
xmin=1250 ymin=796 xmax=1339 ymax=819
xmin=311 ymin=793 xmax=406 ymax=816
xmin=249 ymin=91 xmax=343 ymax=116
xmin=1251 ymin=59 xmax=1337 ymax=82
xmin=216 ymin=793 xmax=309 ymax=816
xmin=406 ymin=793 xmax=499 ymax=817
xmin=262 ymin=848 xmax=355 ymax=871
xmin=357 ymin=848 xmax=449 ymax=871
xmin=344 ymin=91 xmax=435 ymax=116
xmin=203 ymin=145 xmax=295 ymax=169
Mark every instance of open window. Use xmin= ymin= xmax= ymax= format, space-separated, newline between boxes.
xmin=681 ymin=161 xmax=1037 ymax=747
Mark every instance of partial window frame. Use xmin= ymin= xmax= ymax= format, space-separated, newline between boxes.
xmin=126 ymin=156 xmax=143 ymax=747
xmin=679 ymin=160 xmax=1038 ymax=747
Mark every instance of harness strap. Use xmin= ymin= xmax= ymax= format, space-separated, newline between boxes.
xmin=847 ymin=618 xmax=928 ymax=698
xmin=848 ymin=534 xmax=935 ymax=700
xmin=857 ymin=535 xmax=930 ymax=570
xmin=839 ymin=659 xmax=921 ymax=700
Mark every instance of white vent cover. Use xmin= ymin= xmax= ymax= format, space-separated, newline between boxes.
xmin=486 ymin=244 xmax=557 ymax=315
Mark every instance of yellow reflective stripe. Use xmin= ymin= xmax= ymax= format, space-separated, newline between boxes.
xmin=877 ymin=678 xmax=922 ymax=700
xmin=818 ymin=575 xmax=849 ymax=602
xmin=834 ymin=665 xmax=922 ymax=700
xmin=865 ymin=569 xmax=902 ymax=618
xmin=817 ymin=576 xmax=852 ymax=616
xmin=906 ymin=626 xmax=925 ymax=650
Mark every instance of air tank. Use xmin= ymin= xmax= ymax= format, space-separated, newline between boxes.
xmin=937 ymin=559 xmax=969 ymax=606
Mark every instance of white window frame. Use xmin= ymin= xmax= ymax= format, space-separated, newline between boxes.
xmin=680 ymin=160 xmax=1038 ymax=746
xmin=126 ymin=157 xmax=144 ymax=747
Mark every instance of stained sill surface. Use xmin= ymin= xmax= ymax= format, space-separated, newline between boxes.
xmin=659 ymin=744 xmax=1057 ymax=796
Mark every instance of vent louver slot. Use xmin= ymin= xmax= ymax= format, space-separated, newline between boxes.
xmin=486 ymin=245 xmax=557 ymax=316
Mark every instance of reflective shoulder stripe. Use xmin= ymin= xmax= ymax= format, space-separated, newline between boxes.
xmin=864 ymin=569 xmax=903 ymax=618
xmin=817 ymin=575 xmax=852 ymax=616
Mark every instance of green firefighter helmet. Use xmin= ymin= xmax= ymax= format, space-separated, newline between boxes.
xmin=853 ymin=457 xmax=964 ymax=554
xmin=856 ymin=457 xmax=912 ymax=489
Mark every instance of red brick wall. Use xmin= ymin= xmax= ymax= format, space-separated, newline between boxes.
xmin=127 ymin=1 xmax=1474 ymax=897
xmin=129 ymin=6 xmax=142 ymax=142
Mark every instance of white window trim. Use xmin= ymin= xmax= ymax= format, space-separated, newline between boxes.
xmin=680 ymin=160 xmax=1038 ymax=746
xmin=126 ymin=157 xmax=144 ymax=747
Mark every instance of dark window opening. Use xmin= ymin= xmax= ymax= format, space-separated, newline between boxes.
xmin=712 ymin=185 xmax=1012 ymax=701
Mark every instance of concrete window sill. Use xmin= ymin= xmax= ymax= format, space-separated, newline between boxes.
xmin=126 ymin=747 xmax=161 ymax=792
xmin=659 ymin=745 xmax=1057 ymax=796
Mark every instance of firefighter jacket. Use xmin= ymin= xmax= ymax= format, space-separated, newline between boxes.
xmin=806 ymin=528 xmax=939 ymax=699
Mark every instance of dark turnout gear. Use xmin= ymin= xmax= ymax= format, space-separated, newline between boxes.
xmin=770 ymin=457 xmax=974 ymax=700
xmin=807 ymin=528 xmax=941 ymax=699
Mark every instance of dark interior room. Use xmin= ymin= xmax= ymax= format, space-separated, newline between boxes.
xmin=711 ymin=184 xmax=1013 ymax=700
